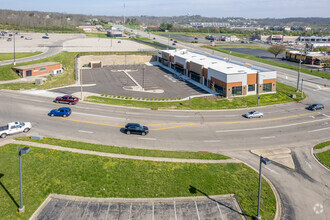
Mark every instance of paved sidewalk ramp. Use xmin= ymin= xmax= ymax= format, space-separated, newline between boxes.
xmin=32 ymin=194 xmax=246 ymax=220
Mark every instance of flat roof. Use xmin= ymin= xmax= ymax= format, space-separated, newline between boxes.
xmin=12 ymin=62 xmax=60 ymax=71
xmin=164 ymin=49 xmax=258 ymax=75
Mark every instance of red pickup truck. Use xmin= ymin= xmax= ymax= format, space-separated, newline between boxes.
xmin=54 ymin=95 xmax=79 ymax=105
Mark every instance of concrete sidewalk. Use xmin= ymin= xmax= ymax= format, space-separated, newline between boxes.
xmin=11 ymin=140 xmax=239 ymax=164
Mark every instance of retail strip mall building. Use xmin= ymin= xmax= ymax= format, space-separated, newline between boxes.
xmin=157 ymin=49 xmax=277 ymax=98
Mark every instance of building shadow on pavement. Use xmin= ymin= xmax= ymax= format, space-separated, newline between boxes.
xmin=0 ymin=174 xmax=19 ymax=208
xmin=189 ymin=185 xmax=250 ymax=219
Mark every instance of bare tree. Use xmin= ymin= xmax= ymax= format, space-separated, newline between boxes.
xmin=268 ymin=45 xmax=286 ymax=58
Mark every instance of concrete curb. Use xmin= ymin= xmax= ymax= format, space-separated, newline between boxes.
xmin=311 ymin=146 xmax=330 ymax=171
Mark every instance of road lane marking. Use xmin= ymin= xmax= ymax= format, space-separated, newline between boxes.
xmin=138 ymin=137 xmax=156 ymax=141
xmin=305 ymin=160 xmax=312 ymax=170
xmin=265 ymin=166 xmax=279 ymax=175
xmin=62 ymin=118 xmax=123 ymax=128
xmin=151 ymin=123 xmax=198 ymax=131
xmin=216 ymin=117 xmax=330 ymax=133
xmin=78 ymin=130 xmax=94 ymax=134
xmin=74 ymin=112 xmax=125 ymax=120
xmin=208 ymin=112 xmax=316 ymax=126
xmin=260 ymin=136 xmax=275 ymax=139
xmin=322 ymin=114 xmax=330 ymax=118
xmin=308 ymin=127 xmax=330 ymax=133
xmin=203 ymin=140 xmax=220 ymax=143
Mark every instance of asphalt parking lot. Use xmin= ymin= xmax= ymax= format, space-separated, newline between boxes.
xmin=52 ymin=65 xmax=208 ymax=98
xmin=33 ymin=194 xmax=246 ymax=220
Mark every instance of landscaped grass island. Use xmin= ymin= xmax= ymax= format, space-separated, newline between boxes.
xmin=315 ymin=141 xmax=330 ymax=168
xmin=86 ymin=82 xmax=305 ymax=110
xmin=0 ymin=52 xmax=42 ymax=62
xmin=0 ymin=144 xmax=276 ymax=220
xmin=16 ymin=137 xmax=230 ymax=160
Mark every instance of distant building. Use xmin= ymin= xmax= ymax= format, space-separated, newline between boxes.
xmin=157 ymin=49 xmax=277 ymax=98
xmin=299 ymin=36 xmax=330 ymax=42
xmin=285 ymin=51 xmax=330 ymax=65
xmin=107 ymin=30 xmax=123 ymax=37
xmin=77 ymin=26 xmax=97 ymax=32
xmin=12 ymin=62 xmax=62 ymax=78
xmin=252 ymin=35 xmax=299 ymax=42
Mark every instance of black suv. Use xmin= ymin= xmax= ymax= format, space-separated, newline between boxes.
xmin=306 ymin=104 xmax=324 ymax=111
xmin=125 ymin=123 xmax=149 ymax=136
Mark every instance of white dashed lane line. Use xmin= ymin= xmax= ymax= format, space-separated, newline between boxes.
xmin=260 ymin=136 xmax=275 ymax=139
xmin=138 ymin=137 xmax=156 ymax=141
xmin=308 ymin=127 xmax=330 ymax=133
xmin=78 ymin=130 xmax=94 ymax=134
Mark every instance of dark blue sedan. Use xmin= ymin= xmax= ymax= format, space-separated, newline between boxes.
xmin=48 ymin=107 xmax=72 ymax=117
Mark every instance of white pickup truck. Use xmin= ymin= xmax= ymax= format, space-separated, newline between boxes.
xmin=0 ymin=122 xmax=32 ymax=138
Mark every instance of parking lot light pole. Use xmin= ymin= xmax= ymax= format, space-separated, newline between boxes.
xmin=256 ymin=156 xmax=271 ymax=220
xmin=18 ymin=147 xmax=31 ymax=214
xmin=301 ymin=78 xmax=304 ymax=98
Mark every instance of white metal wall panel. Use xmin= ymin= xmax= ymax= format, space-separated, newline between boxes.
xmin=174 ymin=55 xmax=187 ymax=68
xmin=227 ymin=73 xmax=246 ymax=85
xmin=260 ymin=71 xmax=277 ymax=80
xmin=207 ymin=68 xmax=227 ymax=82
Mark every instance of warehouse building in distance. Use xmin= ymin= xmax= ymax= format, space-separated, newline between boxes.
xmin=11 ymin=62 xmax=62 ymax=78
xmin=157 ymin=49 xmax=277 ymax=98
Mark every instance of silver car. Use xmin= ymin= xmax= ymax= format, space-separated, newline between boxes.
xmin=243 ymin=110 xmax=263 ymax=119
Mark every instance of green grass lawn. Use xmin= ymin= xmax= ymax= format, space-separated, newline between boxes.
xmin=85 ymin=32 xmax=109 ymax=38
xmin=316 ymin=150 xmax=330 ymax=168
xmin=16 ymin=137 xmax=230 ymax=160
xmin=0 ymin=144 xmax=276 ymax=220
xmin=131 ymin=37 xmax=175 ymax=50
xmin=0 ymin=52 xmax=42 ymax=61
xmin=86 ymin=82 xmax=304 ymax=110
xmin=0 ymin=82 xmax=37 ymax=90
xmin=0 ymin=51 xmax=155 ymax=90
xmin=203 ymin=46 xmax=330 ymax=79
xmin=315 ymin=141 xmax=330 ymax=149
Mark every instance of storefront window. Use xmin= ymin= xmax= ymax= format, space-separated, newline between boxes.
xmin=190 ymin=72 xmax=200 ymax=83
xmin=232 ymin=86 xmax=242 ymax=96
xmin=263 ymin=83 xmax=272 ymax=92
xmin=214 ymin=83 xmax=224 ymax=96
xmin=248 ymin=84 xmax=255 ymax=92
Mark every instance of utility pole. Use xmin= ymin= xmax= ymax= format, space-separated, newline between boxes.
xmin=296 ymin=49 xmax=303 ymax=92
xmin=80 ymin=70 xmax=83 ymax=101
xmin=301 ymin=78 xmax=304 ymax=98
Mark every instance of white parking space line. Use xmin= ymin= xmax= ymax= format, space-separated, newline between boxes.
xmin=260 ymin=136 xmax=275 ymax=139
xmin=138 ymin=137 xmax=156 ymax=141
xmin=265 ymin=166 xmax=279 ymax=175
xmin=78 ymin=130 xmax=94 ymax=134
xmin=195 ymin=201 xmax=201 ymax=220
xmin=322 ymin=114 xmax=330 ymax=118
xmin=308 ymin=127 xmax=330 ymax=133
xmin=216 ymin=203 xmax=225 ymax=220
xmin=203 ymin=140 xmax=220 ymax=143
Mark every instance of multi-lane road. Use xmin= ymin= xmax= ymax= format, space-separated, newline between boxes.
xmin=0 ymin=30 xmax=329 ymax=219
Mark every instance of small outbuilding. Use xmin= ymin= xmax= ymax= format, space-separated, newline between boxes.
xmin=11 ymin=62 xmax=62 ymax=78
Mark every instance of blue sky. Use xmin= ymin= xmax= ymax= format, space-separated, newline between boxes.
xmin=2 ymin=0 xmax=329 ymax=18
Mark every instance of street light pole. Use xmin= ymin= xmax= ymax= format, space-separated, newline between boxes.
xmin=142 ymin=66 xmax=145 ymax=91
xmin=301 ymin=78 xmax=304 ymax=98
xmin=13 ymin=33 xmax=16 ymax=65
xmin=296 ymin=49 xmax=303 ymax=92
xmin=18 ymin=147 xmax=31 ymax=214
xmin=80 ymin=70 xmax=83 ymax=101
xmin=256 ymin=156 xmax=271 ymax=220
xmin=257 ymin=72 xmax=260 ymax=106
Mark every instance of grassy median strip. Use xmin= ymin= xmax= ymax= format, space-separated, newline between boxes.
xmin=315 ymin=141 xmax=330 ymax=149
xmin=86 ymin=82 xmax=304 ymax=110
xmin=0 ymin=52 xmax=42 ymax=61
xmin=0 ymin=144 xmax=276 ymax=220
xmin=203 ymin=45 xmax=330 ymax=79
xmin=16 ymin=137 xmax=229 ymax=160
xmin=316 ymin=151 xmax=330 ymax=168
